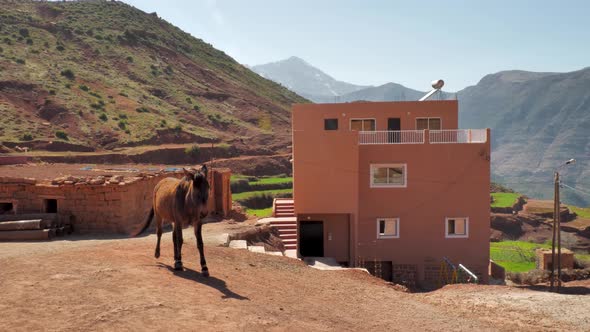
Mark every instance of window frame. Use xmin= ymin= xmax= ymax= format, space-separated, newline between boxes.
xmin=376 ymin=217 xmax=400 ymax=239
xmin=370 ymin=163 xmax=407 ymax=188
xmin=416 ymin=117 xmax=442 ymax=130
xmin=350 ymin=118 xmax=376 ymax=131
xmin=324 ymin=118 xmax=339 ymax=131
xmin=445 ymin=217 xmax=469 ymax=238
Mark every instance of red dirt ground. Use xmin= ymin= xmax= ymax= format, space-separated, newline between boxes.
xmin=1 ymin=221 xmax=589 ymax=331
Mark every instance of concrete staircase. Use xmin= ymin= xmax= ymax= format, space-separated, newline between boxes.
xmin=271 ymin=198 xmax=297 ymax=251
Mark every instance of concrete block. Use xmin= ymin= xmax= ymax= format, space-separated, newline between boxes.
xmin=228 ymin=240 xmax=247 ymax=249
xmin=247 ymin=246 xmax=266 ymax=254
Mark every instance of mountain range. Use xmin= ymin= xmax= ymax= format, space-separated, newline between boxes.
xmin=0 ymin=1 xmax=305 ymax=152
xmin=253 ymin=58 xmax=590 ymax=206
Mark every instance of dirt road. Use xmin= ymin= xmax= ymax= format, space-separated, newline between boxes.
xmin=1 ymin=222 xmax=589 ymax=331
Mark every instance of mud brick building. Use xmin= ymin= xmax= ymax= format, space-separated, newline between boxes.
xmin=0 ymin=168 xmax=231 ymax=235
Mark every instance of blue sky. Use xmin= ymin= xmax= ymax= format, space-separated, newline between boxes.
xmin=123 ymin=0 xmax=590 ymax=91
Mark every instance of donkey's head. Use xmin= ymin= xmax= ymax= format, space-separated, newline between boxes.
xmin=183 ymin=164 xmax=210 ymax=218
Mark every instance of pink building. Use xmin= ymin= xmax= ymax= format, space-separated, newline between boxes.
xmin=291 ymin=100 xmax=491 ymax=286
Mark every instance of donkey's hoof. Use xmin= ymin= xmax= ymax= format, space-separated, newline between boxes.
xmin=154 ymin=251 xmax=160 ymax=258
xmin=202 ymin=267 xmax=209 ymax=277
xmin=174 ymin=261 xmax=184 ymax=271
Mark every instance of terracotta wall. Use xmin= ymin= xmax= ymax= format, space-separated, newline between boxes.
xmin=356 ymin=141 xmax=490 ymax=283
xmin=292 ymin=100 xmax=458 ymax=132
xmin=0 ymin=169 xmax=232 ymax=235
xmin=298 ymin=213 xmax=350 ymax=263
xmin=292 ymin=100 xmax=491 ymax=285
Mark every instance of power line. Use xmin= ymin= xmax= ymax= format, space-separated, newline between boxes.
xmin=561 ymin=183 xmax=590 ymax=198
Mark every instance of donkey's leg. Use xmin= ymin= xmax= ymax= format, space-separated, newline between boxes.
xmin=194 ymin=220 xmax=209 ymax=277
xmin=154 ymin=215 xmax=163 ymax=258
xmin=172 ymin=223 xmax=183 ymax=270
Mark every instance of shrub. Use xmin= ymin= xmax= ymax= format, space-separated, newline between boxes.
xmin=56 ymin=45 xmax=65 ymax=52
xmin=173 ymin=124 xmax=182 ymax=132
xmin=55 ymin=130 xmax=68 ymax=140
xmin=15 ymin=58 xmax=25 ymax=64
xmin=89 ymin=91 xmax=102 ymax=99
xmin=159 ymin=119 xmax=167 ymax=127
xmin=98 ymin=113 xmax=108 ymax=121
xmin=186 ymin=97 xmax=192 ymax=104
xmin=60 ymin=69 xmax=75 ymax=80
xmin=21 ymin=133 xmax=33 ymax=141
xmin=126 ymin=56 xmax=133 ymax=63
xmin=18 ymin=28 xmax=29 ymax=38
xmin=118 ymin=120 xmax=126 ymax=130
xmin=26 ymin=38 xmax=33 ymax=45
xmin=118 ymin=113 xmax=128 ymax=119
xmin=3 ymin=38 xmax=12 ymax=45
xmin=193 ymin=105 xmax=200 ymax=111
xmin=135 ymin=106 xmax=150 ymax=113
xmin=65 ymin=83 xmax=71 ymax=89
xmin=185 ymin=145 xmax=200 ymax=160
xmin=0 ymin=46 xmax=3 ymax=53
xmin=79 ymin=84 xmax=89 ymax=91
xmin=118 ymin=92 xmax=128 ymax=97
xmin=43 ymin=41 xmax=49 ymax=48
xmin=49 ymin=90 xmax=56 ymax=95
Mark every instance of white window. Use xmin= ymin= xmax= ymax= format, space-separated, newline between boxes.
xmin=377 ymin=218 xmax=399 ymax=238
xmin=416 ymin=117 xmax=441 ymax=130
xmin=350 ymin=118 xmax=376 ymax=131
xmin=370 ymin=164 xmax=407 ymax=188
xmin=445 ymin=217 xmax=469 ymax=238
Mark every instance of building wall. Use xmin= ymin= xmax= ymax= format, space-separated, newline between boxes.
xmin=0 ymin=170 xmax=232 ymax=235
xmin=292 ymin=100 xmax=490 ymax=285
xmin=298 ymin=213 xmax=350 ymax=263
xmin=292 ymin=100 xmax=458 ymax=132
xmin=356 ymin=141 xmax=490 ymax=283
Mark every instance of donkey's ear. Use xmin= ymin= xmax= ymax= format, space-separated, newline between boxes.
xmin=183 ymin=168 xmax=193 ymax=178
xmin=201 ymin=164 xmax=208 ymax=176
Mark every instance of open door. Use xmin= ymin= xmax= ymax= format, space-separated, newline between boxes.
xmin=300 ymin=221 xmax=324 ymax=257
xmin=388 ymin=118 xmax=401 ymax=142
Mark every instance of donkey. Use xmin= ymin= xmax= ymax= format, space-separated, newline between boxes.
xmin=136 ymin=165 xmax=210 ymax=276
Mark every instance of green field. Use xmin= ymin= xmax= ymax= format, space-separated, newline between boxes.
xmin=570 ymin=206 xmax=590 ymax=218
xmin=231 ymin=174 xmax=293 ymax=218
xmin=250 ymin=176 xmax=293 ymax=185
xmin=233 ymin=188 xmax=293 ymax=201
xmin=490 ymin=193 xmax=520 ymax=208
xmin=490 ymin=241 xmax=551 ymax=272
xmin=244 ymin=207 xmax=273 ymax=218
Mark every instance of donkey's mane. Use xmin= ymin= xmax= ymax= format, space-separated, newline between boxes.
xmin=174 ymin=173 xmax=209 ymax=215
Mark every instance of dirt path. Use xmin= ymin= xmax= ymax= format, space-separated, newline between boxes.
xmin=1 ymin=222 xmax=589 ymax=331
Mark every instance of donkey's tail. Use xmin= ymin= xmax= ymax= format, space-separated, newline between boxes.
xmin=134 ymin=207 xmax=154 ymax=237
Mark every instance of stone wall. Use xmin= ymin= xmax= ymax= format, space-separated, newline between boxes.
xmin=0 ymin=169 xmax=231 ymax=235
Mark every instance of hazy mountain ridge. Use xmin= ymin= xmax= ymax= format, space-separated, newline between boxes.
xmin=251 ymin=56 xmax=369 ymax=102
xmin=459 ymin=67 xmax=590 ymax=206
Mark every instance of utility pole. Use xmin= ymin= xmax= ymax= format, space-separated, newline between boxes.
xmin=550 ymin=158 xmax=575 ymax=293
xmin=550 ymin=171 xmax=558 ymax=291
xmin=556 ymin=171 xmax=562 ymax=292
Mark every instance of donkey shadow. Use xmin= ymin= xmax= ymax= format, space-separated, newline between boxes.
xmin=156 ymin=263 xmax=249 ymax=300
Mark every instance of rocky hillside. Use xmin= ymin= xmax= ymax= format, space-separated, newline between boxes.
xmin=251 ymin=56 xmax=368 ymax=102
xmin=459 ymin=68 xmax=590 ymax=206
xmin=0 ymin=1 xmax=306 ymax=152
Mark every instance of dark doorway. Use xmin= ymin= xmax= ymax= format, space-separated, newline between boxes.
xmin=300 ymin=221 xmax=324 ymax=257
xmin=387 ymin=118 xmax=401 ymax=142
xmin=0 ymin=202 xmax=14 ymax=214
xmin=44 ymin=199 xmax=58 ymax=213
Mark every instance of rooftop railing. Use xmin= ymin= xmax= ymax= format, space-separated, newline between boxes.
xmin=429 ymin=129 xmax=487 ymax=144
xmin=358 ymin=129 xmax=487 ymax=145
xmin=359 ymin=130 xmax=424 ymax=145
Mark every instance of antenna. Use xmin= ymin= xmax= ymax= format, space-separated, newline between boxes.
xmin=419 ymin=79 xmax=444 ymax=101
